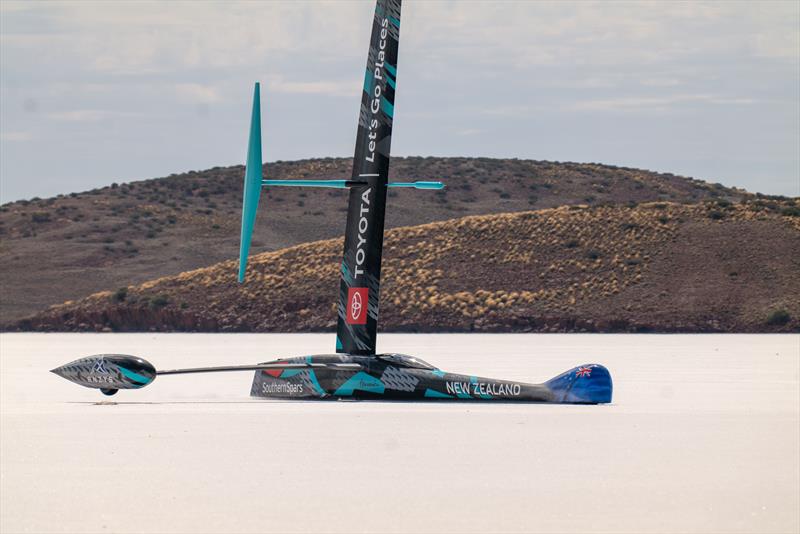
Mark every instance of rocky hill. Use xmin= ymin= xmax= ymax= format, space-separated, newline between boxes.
xmin=15 ymin=199 xmax=799 ymax=333
xmin=0 ymin=157 xmax=752 ymax=324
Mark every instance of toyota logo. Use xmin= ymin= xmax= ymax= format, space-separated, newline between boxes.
xmin=350 ymin=291 xmax=363 ymax=321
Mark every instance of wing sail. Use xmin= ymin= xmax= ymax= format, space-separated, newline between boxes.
xmin=336 ymin=0 xmax=402 ymax=355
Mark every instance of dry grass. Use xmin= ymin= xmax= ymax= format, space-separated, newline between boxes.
xmin=1 ymin=157 xmax=754 ymax=323
xmin=17 ymin=199 xmax=800 ymax=333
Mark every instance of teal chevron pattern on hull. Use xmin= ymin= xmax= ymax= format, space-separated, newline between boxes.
xmin=250 ymin=354 xmax=612 ymax=404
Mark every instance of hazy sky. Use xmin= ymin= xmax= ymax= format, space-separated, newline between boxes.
xmin=1 ymin=1 xmax=798 ymax=202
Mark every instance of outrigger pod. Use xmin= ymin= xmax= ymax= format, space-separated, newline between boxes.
xmin=51 ymin=0 xmax=613 ymax=404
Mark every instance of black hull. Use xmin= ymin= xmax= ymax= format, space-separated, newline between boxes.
xmin=250 ymin=354 xmax=612 ymax=404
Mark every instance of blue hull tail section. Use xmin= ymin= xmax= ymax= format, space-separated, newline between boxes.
xmin=544 ymin=364 xmax=613 ymax=404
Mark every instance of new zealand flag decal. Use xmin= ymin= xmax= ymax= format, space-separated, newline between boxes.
xmin=347 ymin=287 xmax=368 ymax=325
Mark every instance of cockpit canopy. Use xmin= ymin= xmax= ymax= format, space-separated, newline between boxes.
xmin=377 ymin=353 xmax=436 ymax=370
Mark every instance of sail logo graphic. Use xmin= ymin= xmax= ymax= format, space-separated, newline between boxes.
xmin=575 ymin=367 xmax=592 ymax=378
xmin=347 ymin=287 xmax=368 ymax=325
xmin=353 ymin=187 xmax=372 ymax=279
xmin=365 ymin=17 xmax=390 ymax=164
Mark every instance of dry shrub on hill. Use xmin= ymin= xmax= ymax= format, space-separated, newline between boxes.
xmin=16 ymin=200 xmax=800 ymax=333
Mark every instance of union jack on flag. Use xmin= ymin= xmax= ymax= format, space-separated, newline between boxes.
xmin=575 ymin=366 xmax=592 ymax=378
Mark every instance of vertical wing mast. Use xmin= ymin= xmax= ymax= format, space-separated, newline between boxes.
xmin=336 ymin=0 xmax=402 ymax=355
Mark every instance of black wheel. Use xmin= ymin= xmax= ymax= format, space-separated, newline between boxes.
xmin=100 ymin=388 xmax=118 ymax=396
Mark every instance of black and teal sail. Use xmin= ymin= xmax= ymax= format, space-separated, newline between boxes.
xmin=236 ymin=1 xmax=405 ymax=351
xmin=336 ymin=0 xmax=402 ymax=355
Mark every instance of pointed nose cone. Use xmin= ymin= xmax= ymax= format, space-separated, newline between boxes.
xmin=50 ymin=362 xmax=78 ymax=382
xmin=50 ymin=360 xmax=89 ymax=386
xmin=50 ymin=366 xmax=68 ymax=379
xmin=50 ymin=355 xmax=157 ymax=391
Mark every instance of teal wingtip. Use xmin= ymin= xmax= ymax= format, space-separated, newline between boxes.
xmin=416 ymin=181 xmax=444 ymax=190
xmin=386 ymin=181 xmax=445 ymax=190
xmin=238 ymin=82 xmax=262 ymax=284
